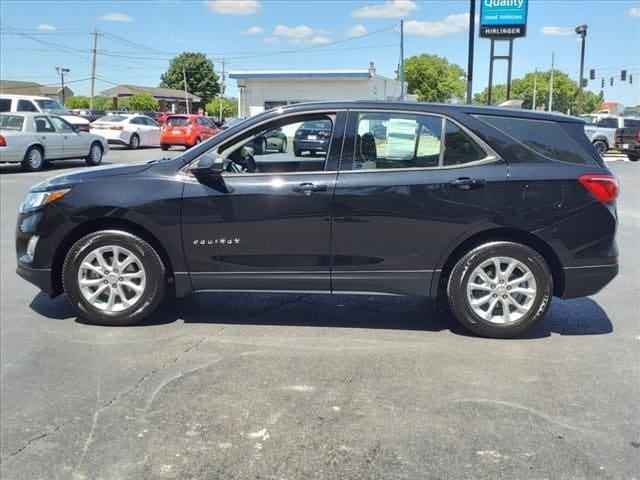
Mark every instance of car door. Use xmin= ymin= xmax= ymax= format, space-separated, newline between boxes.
xmin=50 ymin=116 xmax=85 ymax=158
xmin=144 ymin=117 xmax=161 ymax=145
xmin=180 ymin=110 xmax=347 ymax=292
xmin=330 ymin=110 xmax=507 ymax=297
xmin=33 ymin=116 xmax=64 ymax=159
xmin=128 ymin=117 xmax=147 ymax=145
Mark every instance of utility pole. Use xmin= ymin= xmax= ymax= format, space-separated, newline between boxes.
xmin=465 ymin=0 xmax=476 ymax=104
xmin=532 ymin=68 xmax=537 ymax=111
xmin=55 ymin=66 xmax=70 ymax=105
xmin=89 ymin=29 xmax=103 ymax=109
xmin=219 ymin=59 xmax=226 ymax=121
xmin=182 ymin=66 xmax=189 ymax=114
xmin=575 ymin=25 xmax=588 ymax=90
xmin=399 ymin=20 xmax=405 ymax=101
xmin=548 ymin=52 xmax=555 ymax=112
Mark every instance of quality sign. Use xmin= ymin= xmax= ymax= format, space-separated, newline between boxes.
xmin=480 ymin=0 xmax=528 ymax=38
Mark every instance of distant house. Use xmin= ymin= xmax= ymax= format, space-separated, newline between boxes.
xmin=100 ymin=84 xmax=201 ymax=112
xmin=0 ymin=80 xmax=74 ymax=103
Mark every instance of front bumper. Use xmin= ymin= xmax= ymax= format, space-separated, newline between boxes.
xmin=561 ymin=263 xmax=619 ymax=299
xmin=16 ymin=263 xmax=54 ymax=295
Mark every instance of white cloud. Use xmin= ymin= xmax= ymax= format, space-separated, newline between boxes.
xmin=351 ymin=0 xmax=418 ymax=18
xmin=345 ymin=24 xmax=367 ymax=37
xmin=240 ymin=26 xmax=263 ymax=35
xmin=629 ymin=7 xmax=640 ymax=17
xmin=541 ymin=26 xmax=574 ymax=36
xmin=36 ymin=23 xmax=56 ymax=31
xmin=205 ymin=0 xmax=261 ymax=15
xmin=306 ymin=35 xmax=332 ymax=45
xmin=264 ymin=36 xmax=280 ymax=45
xmin=274 ymin=24 xmax=314 ymax=38
xmin=404 ymin=13 xmax=469 ymax=37
xmin=100 ymin=12 xmax=133 ymax=22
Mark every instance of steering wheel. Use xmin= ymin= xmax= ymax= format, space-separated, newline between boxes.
xmin=241 ymin=150 xmax=257 ymax=173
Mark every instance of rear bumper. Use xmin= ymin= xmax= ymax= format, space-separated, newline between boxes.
xmin=561 ymin=263 xmax=618 ymax=299
xmin=293 ymin=140 xmax=330 ymax=151
xmin=16 ymin=263 xmax=54 ymax=295
xmin=161 ymin=134 xmax=196 ymax=146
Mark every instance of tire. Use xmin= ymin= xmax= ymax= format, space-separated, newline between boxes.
xmin=21 ymin=146 xmax=45 ymax=172
xmin=293 ymin=149 xmax=302 ymax=157
xmin=280 ymin=138 xmax=287 ymax=153
xmin=161 ymin=144 xmax=170 ymax=151
xmin=628 ymin=154 xmax=639 ymax=162
xmin=592 ymin=140 xmax=607 ymax=157
xmin=62 ymin=230 xmax=167 ymax=326
xmin=447 ymin=241 xmax=553 ymax=338
xmin=128 ymin=134 xmax=140 ymax=150
xmin=85 ymin=142 xmax=103 ymax=166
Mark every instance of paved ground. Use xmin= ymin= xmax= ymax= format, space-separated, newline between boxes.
xmin=1 ymin=147 xmax=638 ymax=480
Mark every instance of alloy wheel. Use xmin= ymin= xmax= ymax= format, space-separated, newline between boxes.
xmin=466 ymin=256 xmax=537 ymax=324
xmin=91 ymin=144 xmax=102 ymax=162
xmin=77 ymin=245 xmax=146 ymax=312
xmin=29 ymin=149 xmax=43 ymax=169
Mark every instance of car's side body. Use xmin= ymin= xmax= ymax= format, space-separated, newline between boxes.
xmin=16 ymin=101 xmax=618 ymax=314
xmin=0 ymin=112 xmax=109 ymax=164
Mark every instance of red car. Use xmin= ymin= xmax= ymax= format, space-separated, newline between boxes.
xmin=160 ymin=115 xmax=220 ymax=150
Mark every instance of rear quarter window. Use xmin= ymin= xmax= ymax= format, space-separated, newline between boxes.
xmin=623 ymin=119 xmax=640 ymax=128
xmin=476 ymin=115 xmax=597 ymax=166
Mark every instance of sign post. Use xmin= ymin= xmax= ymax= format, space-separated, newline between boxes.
xmin=480 ymin=0 xmax=528 ymax=105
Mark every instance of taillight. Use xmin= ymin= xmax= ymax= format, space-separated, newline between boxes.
xmin=0 ymin=135 xmax=6 ymax=147
xmin=578 ymin=173 xmax=619 ymax=203
xmin=110 ymin=126 xmax=124 ymax=130
xmin=637 ymin=130 xmax=640 ymax=142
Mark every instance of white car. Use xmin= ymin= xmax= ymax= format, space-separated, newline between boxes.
xmin=0 ymin=112 xmax=109 ymax=171
xmin=90 ymin=114 xmax=160 ymax=149
xmin=0 ymin=94 xmax=91 ymax=132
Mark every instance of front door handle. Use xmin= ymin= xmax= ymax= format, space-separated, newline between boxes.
xmin=448 ymin=177 xmax=486 ymax=190
xmin=292 ymin=182 xmax=328 ymax=195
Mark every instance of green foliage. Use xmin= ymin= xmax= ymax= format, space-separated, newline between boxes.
xmin=473 ymin=69 xmax=601 ymax=114
xmin=65 ymin=96 xmax=90 ymax=109
xmin=159 ymin=52 xmax=220 ymax=105
xmin=205 ymin=97 xmax=237 ymax=119
xmin=128 ymin=93 xmax=159 ymax=112
xmin=404 ymin=54 xmax=466 ymax=103
xmin=92 ymin=96 xmax=115 ymax=110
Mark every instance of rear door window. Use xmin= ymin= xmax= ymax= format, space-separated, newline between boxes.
xmin=623 ymin=118 xmax=640 ymax=128
xmin=477 ymin=115 xmax=597 ymax=165
xmin=17 ymin=100 xmax=38 ymax=112
xmin=35 ymin=116 xmax=55 ymax=132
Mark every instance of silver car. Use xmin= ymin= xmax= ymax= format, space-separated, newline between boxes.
xmin=0 ymin=112 xmax=109 ymax=171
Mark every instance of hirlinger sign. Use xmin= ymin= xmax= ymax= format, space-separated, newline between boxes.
xmin=480 ymin=0 xmax=528 ymax=38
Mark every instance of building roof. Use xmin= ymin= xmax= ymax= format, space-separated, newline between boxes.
xmin=100 ymin=84 xmax=201 ymax=102
xmin=0 ymin=80 xmax=73 ymax=97
xmin=229 ymin=69 xmax=374 ymax=80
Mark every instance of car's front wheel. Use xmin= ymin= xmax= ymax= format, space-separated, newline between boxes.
xmin=85 ymin=142 xmax=103 ymax=166
xmin=447 ymin=241 xmax=552 ymax=338
xmin=62 ymin=230 xmax=167 ymax=326
xmin=128 ymin=134 xmax=140 ymax=150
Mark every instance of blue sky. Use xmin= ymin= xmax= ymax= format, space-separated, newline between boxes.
xmin=1 ymin=0 xmax=639 ymax=106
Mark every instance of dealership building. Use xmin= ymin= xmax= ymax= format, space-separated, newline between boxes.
xmin=229 ymin=62 xmax=415 ymax=117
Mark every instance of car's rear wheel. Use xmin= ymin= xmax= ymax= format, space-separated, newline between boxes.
xmin=293 ymin=148 xmax=302 ymax=157
xmin=447 ymin=241 xmax=552 ymax=338
xmin=161 ymin=144 xmax=170 ymax=151
xmin=21 ymin=146 xmax=45 ymax=171
xmin=628 ymin=154 xmax=639 ymax=162
xmin=85 ymin=142 xmax=103 ymax=166
xmin=62 ymin=230 xmax=167 ymax=326
xmin=592 ymin=140 xmax=607 ymax=156
xmin=129 ymin=134 xmax=140 ymax=150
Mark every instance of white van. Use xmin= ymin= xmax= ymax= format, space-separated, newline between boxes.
xmin=0 ymin=94 xmax=90 ymax=131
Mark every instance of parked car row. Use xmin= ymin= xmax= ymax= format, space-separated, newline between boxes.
xmin=583 ymin=115 xmax=640 ymax=158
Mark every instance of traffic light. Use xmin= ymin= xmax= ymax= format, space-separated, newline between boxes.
xmin=589 ymin=69 xmax=595 ymax=80
xmin=581 ymin=78 xmax=588 ymax=88
xmin=621 ymin=70 xmax=627 ymax=81
xmin=610 ymin=77 xmax=614 ymax=86
xmin=601 ymin=78 xmax=605 ymax=88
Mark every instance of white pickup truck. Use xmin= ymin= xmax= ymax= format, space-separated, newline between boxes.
xmin=584 ymin=116 xmax=640 ymax=156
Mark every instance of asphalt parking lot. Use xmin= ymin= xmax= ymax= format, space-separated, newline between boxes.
xmin=1 ymin=147 xmax=638 ymax=479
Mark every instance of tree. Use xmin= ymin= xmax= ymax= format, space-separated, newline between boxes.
xmin=206 ymin=97 xmax=237 ymax=119
xmin=92 ymin=96 xmax=115 ymax=110
xmin=159 ymin=52 xmax=220 ymax=105
xmin=572 ymin=90 xmax=602 ymax=115
xmin=473 ymin=84 xmax=507 ymax=106
xmin=65 ymin=96 xmax=90 ymax=109
xmin=128 ymin=93 xmax=159 ymax=112
xmin=404 ymin=54 xmax=466 ymax=103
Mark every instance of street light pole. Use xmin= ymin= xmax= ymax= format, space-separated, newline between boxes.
xmin=55 ymin=66 xmax=70 ymax=105
xmin=575 ymin=25 xmax=588 ymax=90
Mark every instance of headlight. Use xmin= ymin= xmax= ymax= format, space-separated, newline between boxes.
xmin=20 ymin=188 xmax=71 ymax=214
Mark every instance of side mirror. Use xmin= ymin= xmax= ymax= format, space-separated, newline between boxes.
xmin=191 ymin=154 xmax=224 ymax=177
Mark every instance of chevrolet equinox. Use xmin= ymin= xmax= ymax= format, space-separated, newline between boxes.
xmin=15 ymin=101 xmax=619 ymax=338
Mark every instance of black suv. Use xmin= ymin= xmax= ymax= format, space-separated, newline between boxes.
xmin=15 ymin=101 xmax=619 ymax=338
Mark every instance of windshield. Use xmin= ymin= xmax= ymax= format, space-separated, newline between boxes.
xmin=99 ymin=115 xmax=127 ymax=122
xmin=0 ymin=114 xmax=25 ymax=130
xmin=166 ymin=117 xmax=191 ymax=126
xmin=34 ymin=99 xmax=68 ymax=115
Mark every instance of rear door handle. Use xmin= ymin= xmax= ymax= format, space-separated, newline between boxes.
xmin=292 ymin=182 xmax=328 ymax=195
xmin=448 ymin=177 xmax=486 ymax=190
